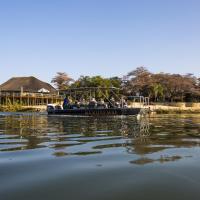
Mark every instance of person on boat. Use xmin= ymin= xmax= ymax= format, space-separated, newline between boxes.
xmin=88 ymin=97 xmax=97 ymax=108
xmin=115 ymin=101 xmax=120 ymax=108
xmin=63 ymin=96 xmax=69 ymax=109
xmin=79 ymin=98 xmax=87 ymax=108
xmin=74 ymin=100 xmax=80 ymax=109
xmin=109 ymin=97 xmax=116 ymax=108
xmin=121 ymin=98 xmax=128 ymax=108
xmin=97 ymin=98 xmax=107 ymax=108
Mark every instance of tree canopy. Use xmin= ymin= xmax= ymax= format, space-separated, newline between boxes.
xmin=52 ymin=68 xmax=200 ymax=102
xmin=51 ymin=72 xmax=74 ymax=90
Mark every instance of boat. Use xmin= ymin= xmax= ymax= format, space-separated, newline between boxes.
xmin=47 ymin=87 xmax=149 ymax=116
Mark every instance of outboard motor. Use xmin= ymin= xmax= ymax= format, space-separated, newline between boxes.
xmin=47 ymin=104 xmax=55 ymax=113
xmin=55 ymin=105 xmax=62 ymax=110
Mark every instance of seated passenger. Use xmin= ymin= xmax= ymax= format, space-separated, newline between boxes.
xmin=109 ymin=97 xmax=116 ymax=108
xmin=121 ymin=98 xmax=128 ymax=108
xmin=88 ymin=98 xmax=97 ymax=108
xmin=115 ymin=101 xmax=121 ymax=108
xmin=97 ymin=99 xmax=107 ymax=108
xmin=79 ymin=98 xmax=87 ymax=108
xmin=74 ymin=100 xmax=80 ymax=109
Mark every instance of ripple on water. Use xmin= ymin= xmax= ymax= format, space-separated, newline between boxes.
xmin=0 ymin=114 xmax=200 ymax=157
xmin=2 ymin=114 xmax=200 ymax=200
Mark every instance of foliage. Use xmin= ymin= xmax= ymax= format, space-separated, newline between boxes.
xmin=51 ymin=72 xmax=74 ymax=90
xmin=68 ymin=75 xmax=122 ymax=99
xmin=122 ymin=66 xmax=153 ymax=97
xmin=70 ymin=75 xmax=121 ymax=88
xmin=1 ymin=99 xmax=23 ymax=112
xmin=123 ymin=67 xmax=200 ymax=102
xmin=52 ymin=67 xmax=200 ymax=102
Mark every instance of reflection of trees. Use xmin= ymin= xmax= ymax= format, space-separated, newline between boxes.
xmin=0 ymin=115 xmax=150 ymax=152
xmin=126 ymin=115 xmax=200 ymax=156
xmin=3 ymin=114 xmax=48 ymax=136
xmin=3 ymin=114 xmax=200 ymax=157
xmin=1 ymin=114 xmax=49 ymax=150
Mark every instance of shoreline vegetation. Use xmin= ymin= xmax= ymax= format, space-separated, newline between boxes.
xmin=0 ymin=104 xmax=46 ymax=112
xmin=154 ymin=105 xmax=200 ymax=114
xmin=150 ymin=102 xmax=200 ymax=114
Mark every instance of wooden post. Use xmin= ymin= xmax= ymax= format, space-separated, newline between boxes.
xmin=20 ymin=86 xmax=23 ymax=105
xmin=6 ymin=93 xmax=7 ymax=105
xmin=12 ymin=92 xmax=14 ymax=104
xmin=0 ymin=88 xmax=1 ymax=105
xmin=28 ymin=93 xmax=29 ymax=106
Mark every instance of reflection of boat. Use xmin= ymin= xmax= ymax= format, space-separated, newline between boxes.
xmin=47 ymin=107 xmax=142 ymax=116
xmin=47 ymin=87 xmax=149 ymax=116
xmin=121 ymin=116 xmax=150 ymax=137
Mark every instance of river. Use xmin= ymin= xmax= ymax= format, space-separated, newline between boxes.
xmin=1 ymin=113 xmax=200 ymax=200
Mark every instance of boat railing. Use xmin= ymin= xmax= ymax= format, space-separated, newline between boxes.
xmin=0 ymin=91 xmax=64 ymax=99
xmin=127 ymin=96 xmax=149 ymax=108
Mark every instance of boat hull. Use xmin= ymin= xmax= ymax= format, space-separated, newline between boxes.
xmin=48 ymin=108 xmax=141 ymax=116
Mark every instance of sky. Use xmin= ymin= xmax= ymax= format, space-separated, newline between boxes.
xmin=0 ymin=0 xmax=200 ymax=85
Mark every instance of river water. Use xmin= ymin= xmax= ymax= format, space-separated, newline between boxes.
xmin=1 ymin=113 xmax=200 ymax=200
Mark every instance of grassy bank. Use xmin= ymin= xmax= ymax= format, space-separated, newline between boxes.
xmin=154 ymin=108 xmax=200 ymax=114
xmin=149 ymin=102 xmax=200 ymax=114
xmin=0 ymin=104 xmax=45 ymax=112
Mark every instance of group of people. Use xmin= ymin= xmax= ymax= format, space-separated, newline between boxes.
xmin=62 ymin=96 xmax=127 ymax=110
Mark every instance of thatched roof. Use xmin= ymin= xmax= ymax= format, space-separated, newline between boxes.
xmin=0 ymin=76 xmax=57 ymax=93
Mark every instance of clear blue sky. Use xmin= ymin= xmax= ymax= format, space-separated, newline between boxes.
xmin=0 ymin=0 xmax=200 ymax=85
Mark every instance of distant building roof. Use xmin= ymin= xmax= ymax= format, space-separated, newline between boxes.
xmin=0 ymin=76 xmax=57 ymax=93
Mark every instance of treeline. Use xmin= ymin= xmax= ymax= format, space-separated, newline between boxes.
xmin=51 ymin=67 xmax=200 ymax=102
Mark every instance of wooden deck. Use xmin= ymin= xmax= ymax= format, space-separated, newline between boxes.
xmin=0 ymin=91 xmax=63 ymax=106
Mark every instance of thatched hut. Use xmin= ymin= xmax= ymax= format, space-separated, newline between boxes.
xmin=0 ymin=76 xmax=56 ymax=93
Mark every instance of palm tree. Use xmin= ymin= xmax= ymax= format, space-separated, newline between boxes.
xmin=152 ymin=84 xmax=164 ymax=102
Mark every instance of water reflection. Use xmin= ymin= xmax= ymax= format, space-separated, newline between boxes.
xmin=2 ymin=114 xmax=200 ymax=200
xmin=0 ymin=114 xmax=150 ymax=155
xmin=1 ymin=113 xmax=200 ymax=164
xmin=130 ymin=155 xmax=182 ymax=165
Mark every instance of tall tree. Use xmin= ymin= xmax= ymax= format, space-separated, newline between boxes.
xmin=124 ymin=66 xmax=152 ymax=96
xmin=51 ymin=72 xmax=74 ymax=90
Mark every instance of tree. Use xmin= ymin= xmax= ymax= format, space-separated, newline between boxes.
xmin=122 ymin=67 xmax=200 ymax=102
xmin=51 ymin=72 xmax=74 ymax=90
xmin=151 ymin=83 xmax=164 ymax=102
xmin=109 ymin=77 xmax=122 ymax=88
xmin=69 ymin=75 xmax=122 ymax=99
xmin=123 ymin=66 xmax=153 ymax=96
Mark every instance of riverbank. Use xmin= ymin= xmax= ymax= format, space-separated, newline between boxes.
xmin=154 ymin=108 xmax=200 ymax=114
xmin=129 ymin=102 xmax=200 ymax=114
xmin=149 ymin=102 xmax=200 ymax=114
xmin=0 ymin=105 xmax=46 ymax=112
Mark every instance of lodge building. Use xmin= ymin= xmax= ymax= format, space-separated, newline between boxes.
xmin=0 ymin=76 xmax=63 ymax=106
